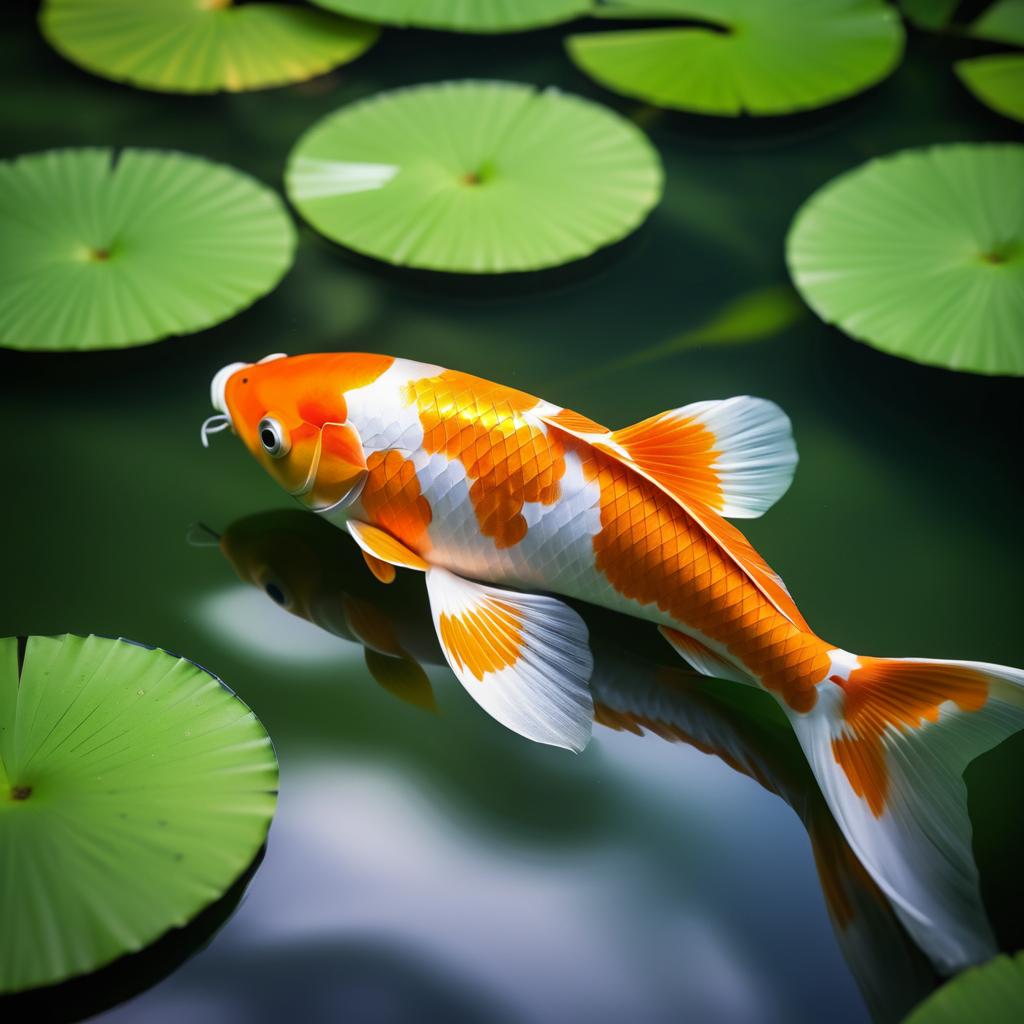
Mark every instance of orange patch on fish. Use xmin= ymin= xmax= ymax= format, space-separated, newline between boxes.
xmin=439 ymin=599 xmax=523 ymax=680
xmin=548 ymin=407 xmax=608 ymax=435
xmin=611 ymin=411 xmax=722 ymax=510
xmin=360 ymin=450 xmax=433 ymax=555
xmin=831 ymin=659 xmax=989 ymax=816
xmin=577 ymin=442 xmax=830 ymax=710
xmin=227 ymin=352 xmax=393 ymax=448
xmin=405 ymin=370 xmax=566 ymax=549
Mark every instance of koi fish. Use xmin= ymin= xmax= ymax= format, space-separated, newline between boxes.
xmin=215 ymin=507 xmax=939 ymax=1019
xmin=203 ymin=352 xmax=1024 ymax=972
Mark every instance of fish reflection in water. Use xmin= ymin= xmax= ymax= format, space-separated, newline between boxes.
xmin=213 ymin=510 xmax=939 ymax=1023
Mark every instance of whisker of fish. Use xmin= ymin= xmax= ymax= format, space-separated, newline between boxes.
xmin=200 ymin=414 xmax=231 ymax=448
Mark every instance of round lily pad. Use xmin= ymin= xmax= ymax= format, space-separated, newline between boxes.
xmin=786 ymin=143 xmax=1024 ymax=376
xmin=0 ymin=634 xmax=278 ymax=994
xmin=40 ymin=0 xmax=379 ymax=94
xmin=311 ymin=0 xmax=591 ymax=33
xmin=0 ymin=148 xmax=296 ymax=352
xmin=285 ymin=80 xmax=663 ymax=273
xmin=566 ymin=0 xmax=905 ymax=116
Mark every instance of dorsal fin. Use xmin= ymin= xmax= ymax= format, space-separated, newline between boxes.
xmin=540 ymin=407 xmax=809 ymax=631
xmin=610 ymin=397 xmax=797 ymax=519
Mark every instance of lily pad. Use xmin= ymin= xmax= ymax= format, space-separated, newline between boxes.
xmin=904 ymin=952 xmax=1024 ymax=1024
xmin=954 ymin=1 xmax=1024 ymax=122
xmin=40 ymin=0 xmax=378 ymax=94
xmin=0 ymin=634 xmax=278 ymax=994
xmin=955 ymin=53 xmax=1024 ymax=121
xmin=0 ymin=148 xmax=296 ymax=351
xmin=311 ymin=0 xmax=592 ymax=33
xmin=786 ymin=143 xmax=1024 ymax=376
xmin=967 ymin=0 xmax=1024 ymax=47
xmin=899 ymin=0 xmax=959 ymax=30
xmin=286 ymin=80 xmax=663 ymax=273
xmin=566 ymin=0 xmax=905 ymax=116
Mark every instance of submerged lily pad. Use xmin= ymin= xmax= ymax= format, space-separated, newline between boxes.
xmin=956 ymin=54 xmax=1024 ymax=121
xmin=0 ymin=148 xmax=295 ymax=351
xmin=40 ymin=0 xmax=378 ymax=94
xmin=954 ymin=0 xmax=1024 ymax=122
xmin=566 ymin=0 xmax=905 ymax=116
xmin=286 ymin=80 xmax=663 ymax=273
xmin=967 ymin=0 xmax=1024 ymax=47
xmin=786 ymin=143 xmax=1024 ymax=376
xmin=904 ymin=952 xmax=1024 ymax=1024
xmin=311 ymin=0 xmax=591 ymax=33
xmin=899 ymin=0 xmax=959 ymax=30
xmin=0 ymin=634 xmax=277 ymax=994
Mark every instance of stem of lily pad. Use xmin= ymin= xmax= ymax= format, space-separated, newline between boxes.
xmin=10 ymin=785 xmax=32 ymax=801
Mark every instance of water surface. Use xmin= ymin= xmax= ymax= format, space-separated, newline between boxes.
xmin=1 ymin=7 xmax=1022 ymax=1023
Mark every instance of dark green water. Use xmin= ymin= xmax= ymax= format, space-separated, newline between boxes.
xmin=2 ymin=5 xmax=1023 ymax=1022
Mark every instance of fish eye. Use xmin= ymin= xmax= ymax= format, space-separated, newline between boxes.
xmin=258 ymin=417 xmax=289 ymax=458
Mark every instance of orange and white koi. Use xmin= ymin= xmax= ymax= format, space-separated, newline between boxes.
xmin=204 ymin=352 xmax=1024 ymax=973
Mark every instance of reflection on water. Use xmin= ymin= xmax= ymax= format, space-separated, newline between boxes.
xmin=203 ymin=510 xmax=937 ymax=1023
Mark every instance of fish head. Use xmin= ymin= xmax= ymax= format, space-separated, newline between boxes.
xmin=208 ymin=352 xmax=391 ymax=513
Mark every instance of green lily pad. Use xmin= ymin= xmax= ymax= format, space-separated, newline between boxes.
xmin=904 ymin=952 xmax=1024 ymax=1024
xmin=953 ymin=1 xmax=1024 ymax=122
xmin=956 ymin=53 xmax=1024 ymax=121
xmin=0 ymin=634 xmax=277 ymax=994
xmin=898 ymin=0 xmax=959 ymax=30
xmin=566 ymin=0 xmax=905 ymax=116
xmin=40 ymin=0 xmax=378 ymax=94
xmin=285 ymin=80 xmax=663 ymax=273
xmin=0 ymin=148 xmax=296 ymax=351
xmin=311 ymin=0 xmax=592 ymax=33
xmin=967 ymin=0 xmax=1024 ymax=47
xmin=786 ymin=143 xmax=1024 ymax=376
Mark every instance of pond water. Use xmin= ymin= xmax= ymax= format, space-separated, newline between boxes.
xmin=2 ymin=5 xmax=1022 ymax=1023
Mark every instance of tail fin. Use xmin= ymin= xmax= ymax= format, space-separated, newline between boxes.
xmin=784 ymin=653 xmax=1024 ymax=974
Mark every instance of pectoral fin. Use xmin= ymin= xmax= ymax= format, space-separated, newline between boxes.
xmin=364 ymin=648 xmax=437 ymax=712
xmin=424 ymin=568 xmax=594 ymax=752
xmin=347 ymin=520 xmax=429 ymax=573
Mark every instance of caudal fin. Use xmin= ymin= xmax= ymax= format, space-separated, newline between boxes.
xmin=784 ymin=653 xmax=1024 ymax=973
